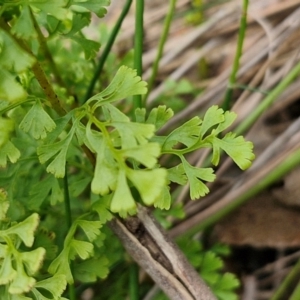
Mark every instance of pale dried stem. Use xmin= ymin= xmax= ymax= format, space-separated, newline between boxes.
xmin=109 ymin=209 xmax=216 ymax=300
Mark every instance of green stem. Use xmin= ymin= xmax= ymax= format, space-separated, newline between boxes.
xmin=92 ymin=117 xmax=127 ymax=169
xmin=63 ymin=166 xmax=72 ymax=230
xmin=222 ymin=0 xmax=249 ymax=111
xmin=143 ymin=0 xmax=177 ymax=103
xmin=129 ymin=263 xmax=139 ymax=300
xmin=271 ymin=260 xmax=300 ymax=300
xmin=133 ymin=0 xmax=144 ymax=110
xmin=180 ymin=148 xmax=300 ymax=236
xmin=0 ymin=98 xmax=35 ymax=115
xmin=235 ymin=60 xmax=300 ymax=135
xmin=84 ymin=0 xmax=133 ymax=102
xmin=68 ymin=283 xmax=76 ymax=300
xmin=233 ymin=83 xmax=269 ymax=95
xmin=289 ymin=281 xmax=300 ymax=300
xmin=63 ymin=166 xmax=76 ymax=300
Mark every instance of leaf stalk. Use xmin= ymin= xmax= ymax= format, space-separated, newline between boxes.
xmin=222 ymin=0 xmax=249 ymax=110
xmin=143 ymin=0 xmax=177 ymax=103
xmin=84 ymin=0 xmax=133 ymax=102
xmin=133 ymin=0 xmax=144 ymax=110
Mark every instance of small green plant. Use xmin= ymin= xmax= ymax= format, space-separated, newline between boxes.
xmin=0 ymin=1 xmax=254 ymax=299
xmin=154 ymin=239 xmax=240 ymax=300
xmin=179 ymin=239 xmax=240 ymax=300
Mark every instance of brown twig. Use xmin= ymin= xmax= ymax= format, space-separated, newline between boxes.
xmin=110 ymin=207 xmax=216 ymax=300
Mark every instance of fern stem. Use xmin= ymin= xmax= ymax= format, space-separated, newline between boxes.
xmin=31 ymin=62 xmax=67 ymax=116
xmin=222 ymin=0 xmax=249 ymax=110
xmin=63 ymin=166 xmax=76 ymax=300
xmin=289 ymin=281 xmax=300 ymax=300
xmin=68 ymin=284 xmax=76 ymax=300
xmin=235 ymin=59 xmax=300 ymax=135
xmin=0 ymin=98 xmax=35 ymax=115
xmin=129 ymin=263 xmax=139 ymax=300
xmin=271 ymin=259 xmax=300 ymax=300
xmin=84 ymin=0 xmax=133 ymax=102
xmin=64 ymin=169 xmax=73 ymax=229
xmin=133 ymin=0 xmax=144 ymax=110
xmin=143 ymin=0 xmax=177 ymax=103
